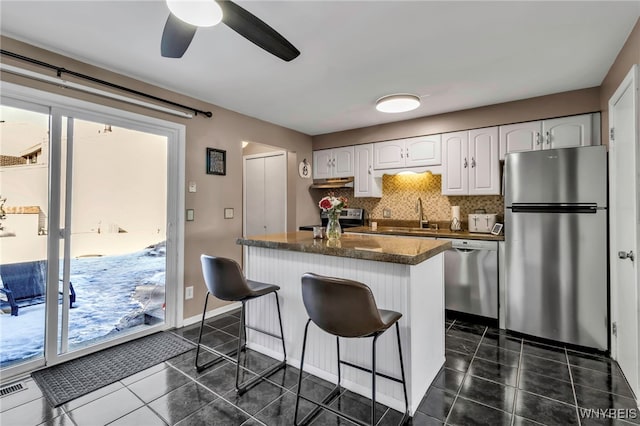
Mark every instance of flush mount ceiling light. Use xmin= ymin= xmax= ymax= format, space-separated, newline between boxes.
xmin=166 ymin=0 xmax=223 ymax=27
xmin=375 ymin=94 xmax=421 ymax=113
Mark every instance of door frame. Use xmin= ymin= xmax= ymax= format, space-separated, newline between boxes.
xmin=0 ymin=81 xmax=185 ymax=379
xmin=608 ymin=64 xmax=639 ymax=400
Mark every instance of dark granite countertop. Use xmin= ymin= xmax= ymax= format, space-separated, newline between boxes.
xmin=237 ymin=232 xmax=451 ymax=265
xmin=345 ymin=226 xmax=505 ymax=241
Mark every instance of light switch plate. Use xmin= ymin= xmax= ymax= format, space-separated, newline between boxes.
xmin=188 ymin=181 xmax=197 ymax=193
xmin=224 ymin=208 xmax=234 ymax=219
xmin=186 ymin=209 xmax=195 ymax=221
xmin=383 ymin=208 xmax=391 ymax=218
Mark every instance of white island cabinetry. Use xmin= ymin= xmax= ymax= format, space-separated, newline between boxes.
xmin=237 ymin=232 xmax=450 ymax=414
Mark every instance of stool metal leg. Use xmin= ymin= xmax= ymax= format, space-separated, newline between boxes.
xmin=195 ymin=293 xmax=237 ymax=372
xmin=336 ymin=337 xmax=341 ymax=388
xmin=194 ymin=293 xmax=210 ymax=370
xmin=396 ymin=322 xmax=410 ymax=424
xmin=294 ymin=319 xmax=311 ymax=426
xmin=371 ymin=334 xmax=379 ymax=426
xmin=234 ymin=294 xmax=287 ymax=395
xmin=275 ymin=292 xmax=287 ymax=359
xmin=295 ymin=322 xmax=410 ymax=426
xmin=197 ymin=292 xmax=287 ymax=395
xmin=234 ymin=301 xmax=246 ymax=391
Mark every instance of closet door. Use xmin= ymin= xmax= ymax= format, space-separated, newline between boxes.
xmin=244 ymin=152 xmax=286 ymax=237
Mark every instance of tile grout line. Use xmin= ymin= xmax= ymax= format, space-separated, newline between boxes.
xmin=443 ymin=325 xmax=487 ymax=425
xmin=566 ymin=348 xmax=582 ymax=426
xmin=165 ymin=360 xmax=266 ymax=425
xmin=509 ymin=338 xmax=524 ymax=426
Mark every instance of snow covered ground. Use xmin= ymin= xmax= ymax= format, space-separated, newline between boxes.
xmin=0 ymin=242 xmax=165 ymax=367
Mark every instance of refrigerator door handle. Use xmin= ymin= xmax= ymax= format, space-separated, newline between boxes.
xmin=510 ymin=204 xmax=598 ymax=214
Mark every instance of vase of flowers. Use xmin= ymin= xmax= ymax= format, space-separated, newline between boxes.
xmin=318 ymin=194 xmax=348 ymax=241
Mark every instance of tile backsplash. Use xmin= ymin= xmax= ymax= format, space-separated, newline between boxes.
xmin=313 ymin=173 xmax=504 ymax=222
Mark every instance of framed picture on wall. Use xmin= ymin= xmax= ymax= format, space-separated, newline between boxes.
xmin=206 ymin=148 xmax=226 ymax=175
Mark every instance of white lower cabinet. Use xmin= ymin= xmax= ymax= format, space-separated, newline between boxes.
xmin=354 ymin=144 xmax=382 ymax=198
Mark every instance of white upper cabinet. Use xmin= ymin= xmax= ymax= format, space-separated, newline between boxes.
xmin=442 ymin=131 xmax=469 ymax=195
xmin=373 ymin=135 xmax=441 ymax=169
xmin=373 ymin=139 xmax=405 ymax=169
xmin=498 ymin=121 xmax=541 ymax=158
xmin=313 ymin=146 xmax=354 ymax=179
xmin=543 ymin=114 xmax=593 ymax=150
xmin=442 ymin=127 xmax=500 ymax=196
xmin=468 ymin=127 xmax=500 ymax=195
xmin=313 ymin=149 xmax=333 ymax=179
xmin=405 ymin=135 xmax=442 ymax=167
xmin=354 ymin=144 xmax=382 ymax=198
xmin=499 ymin=113 xmax=599 ymax=159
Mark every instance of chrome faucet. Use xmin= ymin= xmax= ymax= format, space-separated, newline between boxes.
xmin=416 ymin=197 xmax=429 ymax=229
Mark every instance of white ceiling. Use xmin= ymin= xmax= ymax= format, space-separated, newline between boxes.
xmin=1 ymin=1 xmax=638 ymax=136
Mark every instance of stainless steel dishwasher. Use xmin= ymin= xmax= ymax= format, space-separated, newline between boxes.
xmin=442 ymin=238 xmax=499 ymax=319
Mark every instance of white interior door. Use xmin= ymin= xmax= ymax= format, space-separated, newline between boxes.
xmin=609 ymin=64 xmax=639 ymax=401
xmin=243 ymin=152 xmax=286 ymax=237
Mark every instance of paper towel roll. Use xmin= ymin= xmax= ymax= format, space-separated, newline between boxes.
xmin=451 ymin=206 xmax=461 ymax=221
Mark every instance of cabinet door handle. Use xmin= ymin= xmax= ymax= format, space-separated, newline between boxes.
xmin=546 ymin=131 xmax=551 ymax=145
xmin=406 ymin=149 xmax=410 ymax=158
xmin=368 ymin=165 xmax=372 ymax=175
xmin=464 ymin=158 xmax=468 ymax=168
xmin=535 ymin=132 xmax=541 ymax=145
xmin=400 ymin=150 xmax=404 ymax=159
xmin=471 ymin=157 xmax=476 ymax=168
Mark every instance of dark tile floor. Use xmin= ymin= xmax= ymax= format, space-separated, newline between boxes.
xmin=1 ymin=312 xmax=638 ymax=425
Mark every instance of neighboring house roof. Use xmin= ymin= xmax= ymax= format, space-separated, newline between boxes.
xmin=19 ymin=143 xmax=42 ymax=157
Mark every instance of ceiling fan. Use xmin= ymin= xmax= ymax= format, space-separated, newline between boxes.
xmin=161 ymin=0 xmax=300 ymax=62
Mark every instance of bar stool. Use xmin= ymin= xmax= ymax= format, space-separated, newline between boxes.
xmin=294 ymin=273 xmax=409 ymax=426
xmin=195 ymin=255 xmax=286 ymax=394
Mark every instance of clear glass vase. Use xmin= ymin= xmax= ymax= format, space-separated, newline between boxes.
xmin=326 ymin=210 xmax=342 ymax=241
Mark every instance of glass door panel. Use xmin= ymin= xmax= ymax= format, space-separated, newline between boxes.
xmin=58 ymin=116 xmax=168 ymax=354
xmin=0 ymin=103 xmax=51 ymax=370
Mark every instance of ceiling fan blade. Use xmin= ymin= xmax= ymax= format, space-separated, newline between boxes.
xmin=218 ymin=0 xmax=300 ymax=62
xmin=161 ymin=14 xmax=198 ymax=58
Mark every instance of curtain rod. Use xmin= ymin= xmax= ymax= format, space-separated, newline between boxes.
xmin=0 ymin=50 xmax=213 ymax=118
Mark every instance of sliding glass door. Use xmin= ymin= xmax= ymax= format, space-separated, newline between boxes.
xmin=0 ymin=102 xmax=51 ymax=371
xmin=54 ymin=114 xmax=169 ymax=356
xmin=1 ymin=85 xmax=183 ymax=379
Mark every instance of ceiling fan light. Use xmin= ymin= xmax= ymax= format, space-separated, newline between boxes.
xmin=166 ymin=0 xmax=223 ymax=27
xmin=375 ymin=94 xmax=421 ymax=113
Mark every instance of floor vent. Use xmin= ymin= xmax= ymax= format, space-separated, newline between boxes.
xmin=0 ymin=382 xmax=25 ymax=397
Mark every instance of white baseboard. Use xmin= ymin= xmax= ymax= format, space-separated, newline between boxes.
xmin=182 ymin=302 xmax=242 ymax=327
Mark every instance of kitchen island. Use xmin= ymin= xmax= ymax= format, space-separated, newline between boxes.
xmin=236 ymin=231 xmax=451 ymax=415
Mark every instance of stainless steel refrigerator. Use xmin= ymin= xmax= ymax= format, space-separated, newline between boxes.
xmin=504 ymin=146 xmax=608 ymax=351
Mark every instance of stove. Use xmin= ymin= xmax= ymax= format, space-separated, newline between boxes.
xmin=299 ymin=208 xmax=366 ymax=231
